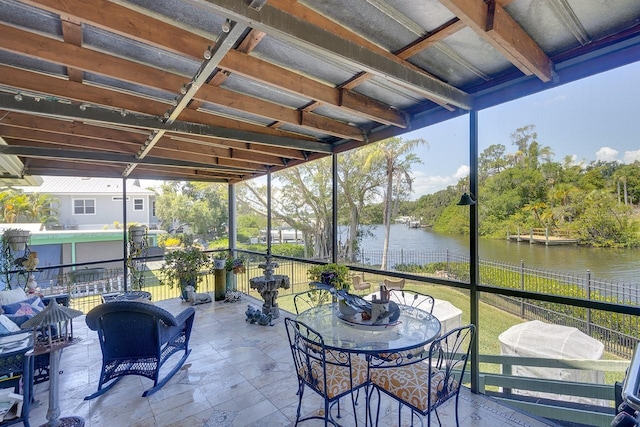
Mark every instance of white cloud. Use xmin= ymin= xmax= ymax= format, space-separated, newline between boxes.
xmin=453 ymin=165 xmax=470 ymax=179
xmin=595 ymin=147 xmax=619 ymax=162
xmin=623 ymin=150 xmax=640 ymax=163
xmin=411 ymin=164 xmax=469 ymax=199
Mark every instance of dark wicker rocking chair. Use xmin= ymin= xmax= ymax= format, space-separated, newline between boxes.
xmin=84 ymin=301 xmax=195 ymax=399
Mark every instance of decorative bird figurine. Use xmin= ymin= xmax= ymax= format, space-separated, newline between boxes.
xmin=311 ymin=281 xmax=372 ymax=313
xmin=22 ymin=251 xmax=39 ymax=271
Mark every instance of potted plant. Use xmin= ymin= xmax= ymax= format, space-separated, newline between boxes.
xmin=225 ymin=255 xmax=246 ymax=274
xmin=2 ymin=228 xmax=31 ymax=252
xmin=160 ymin=246 xmax=211 ymax=300
xmin=221 ymin=254 xmax=245 ymax=292
xmin=307 ymin=263 xmax=350 ymax=291
xmin=213 ymin=253 xmax=227 ymax=270
xmin=128 ymin=224 xmax=147 ymax=248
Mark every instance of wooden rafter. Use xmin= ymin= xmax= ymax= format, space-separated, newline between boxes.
xmin=20 ymin=0 xmax=409 ymax=130
xmin=439 ymin=0 xmax=553 ymax=82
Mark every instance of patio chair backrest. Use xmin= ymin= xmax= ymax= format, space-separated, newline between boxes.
xmin=369 ymin=324 xmax=475 ymax=426
xmin=389 ymin=290 xmax=435 ymax=314
xmin=293 ymin=289 xmax=333 ymax=314
xmin=284 ymin=317 xmax=368 ymax=425
xmin=383 ymin=278 xmax=405 ymax=290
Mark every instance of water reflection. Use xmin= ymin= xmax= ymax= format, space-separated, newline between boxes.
xmin=355 ymin=224 xmax=639 ymax=283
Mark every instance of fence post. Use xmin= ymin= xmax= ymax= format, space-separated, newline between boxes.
xmin=401 ymin=248 xmax=404 ymax=266
xmin=520 ymin=260 xmax=525 ymax=318
xmin=446 ymin=249 xmax=450 ymax=276
xmin=587 ymin=270 xmax=592 ymax=336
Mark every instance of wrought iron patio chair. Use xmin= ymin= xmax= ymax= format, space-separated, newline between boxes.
xmin=284 ymin=317 xmax=369 ymax=426
xmin=84 ymin=301 xmax=195 ymax=399
xmin=388 ymin=289 xmax=435 ymax=314
xmin=369 ymin=324 xmax=475 ymax=426
xmin=293 ymin=288 xmax=333 ymax=314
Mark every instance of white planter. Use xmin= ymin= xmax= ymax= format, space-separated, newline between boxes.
xmin=129 ymin=226 xmax=147 ymax=247
xmin=214 ymin=259 xmax=226 ymax=270
xmin=3 ymin=229 xmax=30 ymax=252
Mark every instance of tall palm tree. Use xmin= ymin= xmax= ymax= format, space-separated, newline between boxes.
xmin=24 ymin=193 xmax=60 ymax=229
xmin=366 ymin=137 xmax=426 ymax=270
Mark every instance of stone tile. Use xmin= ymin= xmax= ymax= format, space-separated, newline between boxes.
xmin=23 ymin=295 xmax=560 ymax=427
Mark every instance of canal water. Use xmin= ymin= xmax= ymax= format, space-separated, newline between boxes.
xmin=352 ymin=224 xmax=639 ymax=283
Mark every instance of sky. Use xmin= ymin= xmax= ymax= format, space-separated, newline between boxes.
xmin=405 ymin=60 xmax=640 ymax=200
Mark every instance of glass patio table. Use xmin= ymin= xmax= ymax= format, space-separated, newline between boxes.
xmin=295 ymin=302 xmax=441 ymax=355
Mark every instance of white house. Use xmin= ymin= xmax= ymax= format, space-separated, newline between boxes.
xmin=18 ymin=176 xmax=159 ymax=230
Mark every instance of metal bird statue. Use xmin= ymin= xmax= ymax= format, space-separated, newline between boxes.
xmin=311 ymin=281 xmax=372 ymax=313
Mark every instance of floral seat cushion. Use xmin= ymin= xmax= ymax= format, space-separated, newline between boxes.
xmin=298 ymin=353 xmax=368 ymax=399
xmin=370 ymin=362 xmax=456 ymax=412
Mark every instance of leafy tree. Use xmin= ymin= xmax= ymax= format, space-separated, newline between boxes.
xmin=0 ymin=190 xmax=59 ymax=226
xmin=572 ymin=190 xmax=638 ymax=247
xmin=337 ymin=146 xmax=385 ymax=261
xmin=364 ymin=137 xmax=426 ymax=269
xmin=154 ymin=181 xmax=227 ymax=241
xmin=239 ymin=158 xmax=334 ymax=259
xmin=478 ymin=144 xmax=508 ymax=181
xmin=613 ymin=162 xmax=640 ymax=205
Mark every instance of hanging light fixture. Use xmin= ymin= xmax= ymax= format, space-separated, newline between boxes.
xmin=457 ymin=193 xmax=476 ymax=206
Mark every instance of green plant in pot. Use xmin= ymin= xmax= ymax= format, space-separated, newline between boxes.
xmin=307 ymin=263 xmax=350 ymax=291
xmin=160 ymin=246 xmax=211 ymax=300
xmin=225 ymin=255 xmax=246 ymax=274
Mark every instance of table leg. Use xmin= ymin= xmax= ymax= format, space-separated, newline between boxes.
xmin=41 ymin=349 xmax=84 ymax=427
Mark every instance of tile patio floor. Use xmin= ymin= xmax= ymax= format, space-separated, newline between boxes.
xmin=26 ymin=295 xmax=561 ymax=426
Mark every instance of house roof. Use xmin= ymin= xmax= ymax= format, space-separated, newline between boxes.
xmin=17 ymin=176 xmax=155 ymax=195
xmin=0 ymin=0 xmax=639 ymax=184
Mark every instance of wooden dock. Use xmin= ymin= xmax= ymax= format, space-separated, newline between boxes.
xmin=507 ymin=227 xmax=579 ymax=246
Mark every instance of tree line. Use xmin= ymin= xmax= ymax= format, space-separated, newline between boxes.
xmin=404 ymin=125 xmax=639 ymax=247
xmin=1 ymin=124 xmax=636 ymax=257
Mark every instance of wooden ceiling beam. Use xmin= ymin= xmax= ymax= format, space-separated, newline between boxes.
xmin=20 ymin=0 xmax=207 ymax=58
xmin=395 ymin=18 xmax=466 ymax=60
xmin=20 ymin=0 xmax=408 ymax=128
xmin=154 ymin=138 xmax=284 ymax=168
xmin=196 ymin=84 xmax=365 ymax=141
xmin=0 ymin=111 xmax=147 ymax=143
xmin=0 ymin=24 xmax=364 ymax=141
xmin=61 ymin=17 xmax=84 ymax=83
xmin=220 ymin=51 xmax=408 ymax=128
xmin=439 ymin=0 xmax=553 ymax=82
xmin=0 ymin=66 xmax=319 ymax=149
xmin=265 ymin=0 xmax=462 ymax=109
xmin=164 ymin=134 xmax=308 ymax=161
xmin=0 ymin=126 xmax=139 ymax=154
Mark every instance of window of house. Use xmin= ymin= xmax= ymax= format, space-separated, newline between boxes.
xmin=133 ymin=198 xmax=144 ymax=211
xmin=73 ymin=199 xmax=95 ymax=215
